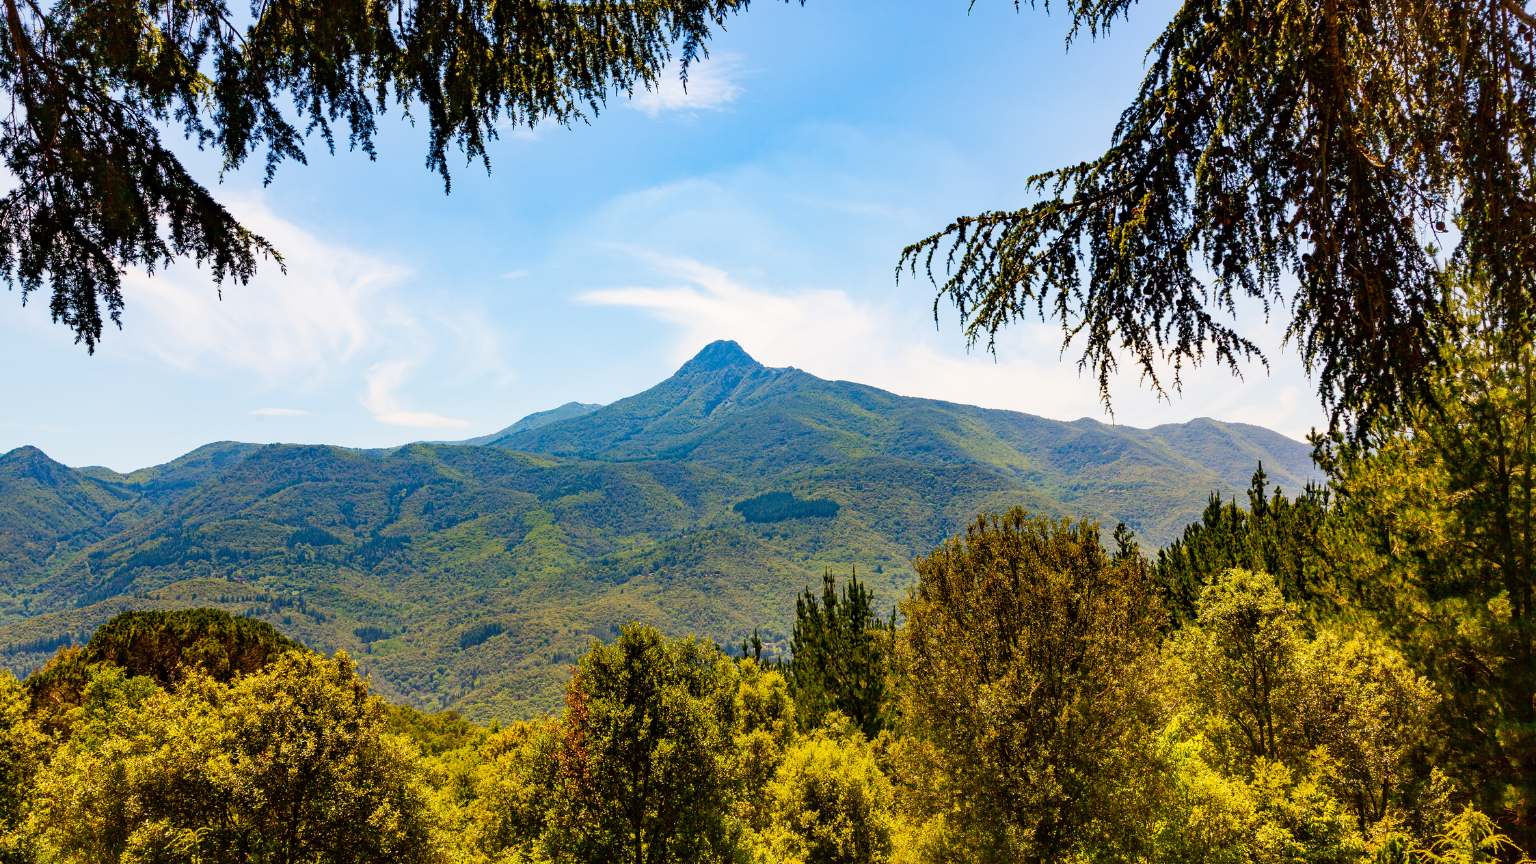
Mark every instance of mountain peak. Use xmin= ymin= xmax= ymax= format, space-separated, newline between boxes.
xmin=675 ymin=340 xmax=762 ymax=376
xmin=0 ymin=445 xmax=71 ymax=485
xmin=1 ymin=445 xmax=46 ymax=462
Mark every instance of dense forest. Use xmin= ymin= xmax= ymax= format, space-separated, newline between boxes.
xmin=1 ymin=296 xmax=1532 ymax=863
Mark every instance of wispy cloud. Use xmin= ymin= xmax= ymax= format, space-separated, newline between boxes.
xmin=111 ymin=197 xmax=516 ymax=435
xmin=630 ymin=55 xmax=743 ymax=117
xmin=123 ymin=197 xmax=406 ymax=382
xmin=500 ymin=269 xmax=529 ymax=281
xmin=581 ymin=254 xmax=880 ymax=366
xmin=362 ymin=360 xmax=471 ymax=429
xmin=579 ymin=253 xmax=1319 ymax=439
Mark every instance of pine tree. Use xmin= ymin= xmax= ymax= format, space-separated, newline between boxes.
xmin=1154 ymin=464 xmax=1331 ymax=627
xmin=1322 ymin=282 xmax=1536 ymax=839
xmin=786 ymin=569 xmax=891 ymax=738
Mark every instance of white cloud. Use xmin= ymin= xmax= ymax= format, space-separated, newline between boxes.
xmin=579 ymin=253 xmax=1325 ymax=441
xmin=362 ymin=360 xmax=471 ymax=429
xmin=630 ymin=55 xmax=743 ymax=117
xmin=500 ymin=269 xmax=529 ymax=281
xmin=111 ymin=197 xmax=514 ymax=434
xmin=122 ymin=197 xmax=406 ymax=382
xmin=582 ymin=253 xmax=881 ymax=366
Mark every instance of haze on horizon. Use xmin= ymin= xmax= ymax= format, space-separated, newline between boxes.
xmin=0 ymin=0 xmax=1321 ymax=473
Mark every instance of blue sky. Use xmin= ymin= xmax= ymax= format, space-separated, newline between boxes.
xmin=0 ymin=0 xmax=1322 ymax=471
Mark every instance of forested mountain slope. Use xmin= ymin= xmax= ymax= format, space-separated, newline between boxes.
xmin=0 ymin=341 xmax=1316 ymax=718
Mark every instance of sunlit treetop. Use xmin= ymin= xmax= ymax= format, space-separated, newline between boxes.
xmin=903 ymin=0 xmax=1536 ymax=437
xmin=0 ymin=0 xmax=779 ymax=349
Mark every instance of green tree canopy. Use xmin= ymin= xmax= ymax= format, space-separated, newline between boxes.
xmin=903 ymin=0 xmax=1536 ymax=436
xmin=1154 ymin=465 xmax=1332 ymax=626
xmin=0 ymin=672 xmax=41 ymax=864
xmin=759 ymin=727 xmax=895 ymax=864
xmin=0 ymin=0 xmax=774 ymax=349
xmin=786 ymin=569 xmax=891 ymax=738
xmin=26 ymin=651 xmax=436 ymax=864
xmin=1321 ymin=283 xmax=1536 ymax=835
xmin=24 ymin=607 xmax=299 ymax=731
xmin=896 ymin=510 xmax=1165 ymax=863
xmin=1178 ymin=568 xmax=1304 ymax=767
xmin=546 ymin=623 xmax=739 ymax=864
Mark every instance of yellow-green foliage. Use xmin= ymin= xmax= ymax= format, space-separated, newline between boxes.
xmin=1415 ymin=806 xmax=1535 ymax=864
xmin=24 ymin=653 xmax=435 ymax=864
xmin=0 ymin=672 xmax=41 ymax=861
xmin=896 ymin=510 xmax=1166 ymax=862
xmin=732 ymin=659 xmax=797 ymax=835
xmin=5 ymin=477 xmax=1534 ymax=864
xmin=755 ymin=722 xmax=894 ymax=864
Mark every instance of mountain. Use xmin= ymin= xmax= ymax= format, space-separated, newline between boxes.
xmin=0 ymin=342 xmax=1317 ymax=719
xmin=0 ymin=446 xmax=134 ymax=577
xmin=458 ymin=401 xmax=603 ymax=446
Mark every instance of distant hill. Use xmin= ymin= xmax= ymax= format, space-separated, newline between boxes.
xmin=458 ymin=401 xmax=603 ymax=446
xmin=0 ymin=341 xmax=1317 ymax=719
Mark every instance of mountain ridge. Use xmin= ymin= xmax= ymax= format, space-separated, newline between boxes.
xmin=0 ymin=340 xmax=1318 ymax=718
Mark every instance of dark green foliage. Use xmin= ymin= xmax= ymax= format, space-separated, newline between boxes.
xmin=354 ymin=625 xmax=392 ymax=644
xmin=787 ymin=569 xmax=891 ymax=737
xmin=6 ymin=632 xmax=76 ymax=657
xmin=457 ymin=621 xmax=504 ymax=650
xmin=22 ymin=608 xmax=298 ymax=732
xmin=288 ymin=526 xmax=343 ymax=548
xmin=1153 ymin=465 xmax=1332 ymax=626
xmin=0 ymin=1 xmax=792 ymax=349
xmin=739 ymin=628 xmax=764 ymax=662
xmin=734 ymin=492 xmax=840 ymax=524
xmin=58 ymin=607 xmax=296 ymax=686
xmin=1320 ymin=292 xmax=1536 ymax=837
xmin=0 ymin=446 xmax=131 ymax=577
xmin=382 ymin=703 xmax=485 ymax=757
xmin=903 ymin=1 xmax=1536 ymax=438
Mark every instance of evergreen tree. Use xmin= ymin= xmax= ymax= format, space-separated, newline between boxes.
xmin=786 ymin=569 xmax=891 ymax=738
xmin=0 ymin=0 xmax=782 ymax=349
xmin=1322 ymin=283 xmax=1536 ymax=838
xmin=1154 ymin=464 xmax=1332 ymax=626
xmin=904 ymin=0 xmax=1536 ymax=436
